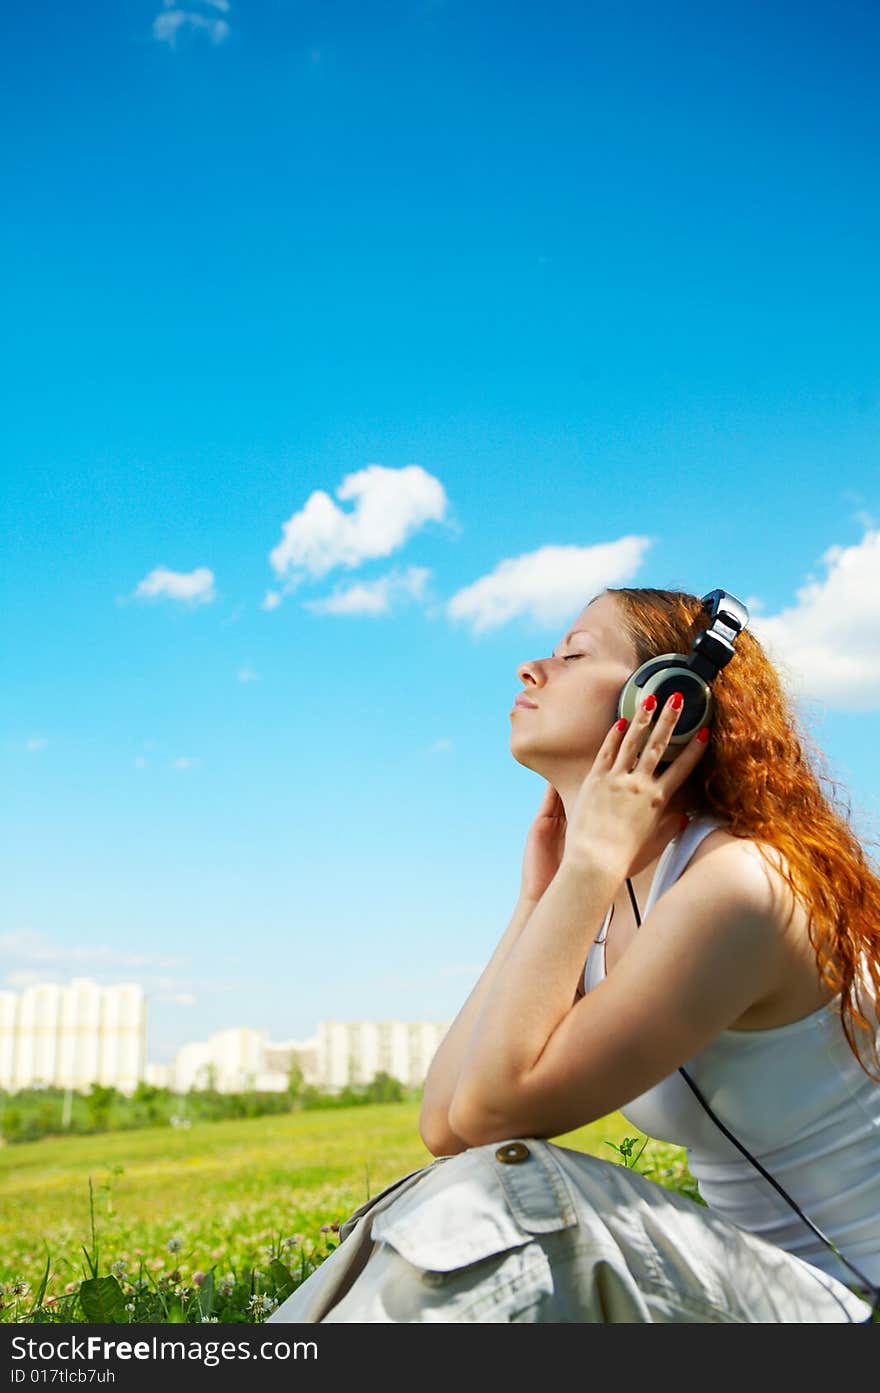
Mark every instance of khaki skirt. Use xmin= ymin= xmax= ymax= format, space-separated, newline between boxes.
xmin=265 ymin=1138 xmax=875 ymax=1324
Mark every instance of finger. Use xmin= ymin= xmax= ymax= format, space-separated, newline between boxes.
xmin=598 ymin=713 xmax=632 ymax=769
xmin=611 ymin=693 xmax=663 ymax=771
xmin=637 ymin=692 xmax=689 ymax=776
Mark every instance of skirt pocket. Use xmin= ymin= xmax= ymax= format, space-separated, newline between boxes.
xmin=370 ymin=1138 xmax=579 ymax=1270
xmin=324 ymin=1139 xmax=581 ymax=1322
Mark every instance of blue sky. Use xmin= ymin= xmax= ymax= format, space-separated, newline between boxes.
xmin=3 ymin=1 xmax=880 ymax=1066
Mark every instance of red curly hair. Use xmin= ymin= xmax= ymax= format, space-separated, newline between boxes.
xmin=603 ymin=585 xmax=880 ymax=1084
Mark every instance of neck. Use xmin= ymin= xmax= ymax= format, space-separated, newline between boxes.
xmin=620 ymin=819 xmax=689 ymax=916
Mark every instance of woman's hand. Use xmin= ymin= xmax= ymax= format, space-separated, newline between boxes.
xmin=562 ymin=693 xmax=709 ymax=879
xmin=520 ymin=780 xmax=568 ymax=903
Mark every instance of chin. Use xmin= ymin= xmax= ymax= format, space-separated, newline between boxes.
xmin=509 ymin=743 xmax=543 ymax=775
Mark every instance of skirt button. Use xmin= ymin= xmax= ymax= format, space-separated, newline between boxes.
xmin=495 ymin=1141 xmax=531 ymax=1164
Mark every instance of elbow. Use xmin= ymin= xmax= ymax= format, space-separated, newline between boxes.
xmin=418 ymin=1101 xmax=470 ymax=1158
xmin=446 ymin=1094 xmax=479 ymax=1147
xmin=448 ymin=1087 xmax=518 ymax=1149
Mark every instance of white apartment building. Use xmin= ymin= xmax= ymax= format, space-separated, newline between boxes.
xmin=0 ymin=979 xmax=451 ymax=1097
xmin=0 ymin=979 xmax=146 ymax=1094
xmin=171 ymin=1026 xmax=286 ymax=1093
xmin=315 ymin=1020 xmax=451 ymax=1090
xmin=160 ymin=1020 xmax=451 ymax=1094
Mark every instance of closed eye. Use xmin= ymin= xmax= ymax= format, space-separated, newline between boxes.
xmin=562 ymin=653 xmax=585 ymax=661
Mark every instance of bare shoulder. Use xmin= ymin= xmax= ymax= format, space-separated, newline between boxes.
xmin=681 ymin=826 xmax=835 ymax=1029
xmin=686 ymin=828 xmax=800 ymax=925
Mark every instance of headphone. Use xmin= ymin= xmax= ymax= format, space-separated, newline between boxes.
xmin=617 ymin=588 xmax=879 ymax=1322
xmin=615 ymin=588 xmax=749 ymax=770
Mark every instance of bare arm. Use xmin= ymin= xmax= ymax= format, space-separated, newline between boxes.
xmin=419 ymin=779 xmax=571 ymax=1155
xmin=418 ymin=891 xmax=539 ymax=1156
xmin=448 ymin=847 xmax=784 ymax=1146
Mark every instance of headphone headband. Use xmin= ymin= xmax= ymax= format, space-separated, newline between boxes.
xmin=689 ymin=589 xmax=750 ymax=685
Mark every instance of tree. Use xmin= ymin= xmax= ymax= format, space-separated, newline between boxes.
xmin=286 ymin=1060 xmax=305 ymax=1101
xmin=364 ymin=1071 xmax=404 ymax=1103
xmin=84 ymin=1084 xmax=117 ymax=1132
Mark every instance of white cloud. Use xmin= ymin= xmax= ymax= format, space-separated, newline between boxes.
xmin=133 ymin=756 xmax=148 ymax=768
xmin=133 ymin=566 xmax=217 ymax=606
xmin=223 ymin=602 xmax=245 ymax=626
xmin=301 ymin=566 xmax=431 ymax=618
xmin=172 ymin=756 xmax=199 ymax=769
xmin=26 ymin=737 xmax=48 ymax=751
xmin=1 ymin=961 xmax=241 ymax=1008
xmin=446 ymin=537 xmax=653 ymax=636
xmin=0 ymin=930 xmax=186 ymax=971
xmin=3 ymin=970 xmax=44 ymax=990
xmin=269 ymin=465 xmax=448 ymax=586
xmin=237 ymin=667 xmax=259 ymax=683
xmin=370 ymin=962 xmax=484 ymax=993
xmin=427 ymin=738 xmax=453 ymax=753
xmin=745 ymin=530 xmax=880 ymax=712
xmin=261 ymin=590 xmax=282 ymax=611
xmin=153 ymin=8 xmax=230 ymax=46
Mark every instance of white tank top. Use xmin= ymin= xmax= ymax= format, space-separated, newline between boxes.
xmin=582 ymin=815 xmax=880 ymax=1288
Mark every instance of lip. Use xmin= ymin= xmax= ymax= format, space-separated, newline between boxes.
xmin=512 ymin=695 xmax=538 ymax=710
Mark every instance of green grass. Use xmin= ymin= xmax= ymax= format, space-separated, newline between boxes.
xmin=0 ymin=1102 xmax=707 ymax=1323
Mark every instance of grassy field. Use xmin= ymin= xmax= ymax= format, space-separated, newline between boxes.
xmin=0 ymin=1102 xmax=701 ymax=1322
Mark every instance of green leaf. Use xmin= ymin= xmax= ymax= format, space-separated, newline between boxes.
xmin=168 ymin=1301 xmax=186 ymax=1323
xmin=28 ymin=1245 xmax=52 ymax=1316
xmin=79 ymin=1276 xmax=127 ymax=1324
xmin=197 ymin=1269 xmax=216 ymax=1317
xmin=269 ymin=1260 xmax=295 ymax=1301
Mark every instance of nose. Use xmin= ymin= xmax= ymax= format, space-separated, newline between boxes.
xmin=516 ymin=657 xmax=545 ymax=687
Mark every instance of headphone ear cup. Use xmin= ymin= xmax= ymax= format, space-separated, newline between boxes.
xmin=617 ymin=656 xmax=712 ymax=763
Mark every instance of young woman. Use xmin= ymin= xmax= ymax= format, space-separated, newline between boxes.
xmin=268 ymin=587 xmax=880 ymax=1323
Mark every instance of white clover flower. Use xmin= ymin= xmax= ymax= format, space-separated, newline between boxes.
xmin=201 ymin=1315 xmax=219 ymax=1323
xmin=217 ymin=1277 xmax=235 ymax=1298
xmin=280 ymin=1236 xmax=300 ymax=1251
xmin=166 ymin=1237 xmax=182 ymax=1254
xmin=10 ymin=1281 xmax=29 ymax=1297
xmin=110 ymin=1261 xmax=127 ymax=1277
xmin=247 ymin=1293 xmax=277 ymax=1315
xmin=125 ymin=1301 xmax=136 ymax=1313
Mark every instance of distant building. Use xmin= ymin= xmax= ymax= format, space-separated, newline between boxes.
xmin=0 ymin=979 xmax=146 ymax=1094
xmin=316 ymin=1020 xmax=451 ymax=1090
xmin=158 ymin=1020 xmax=451 ymax=1094
xmin=264 ymin=1037 xmax=320 ymax=1087
xmin=0 ymin=981 xmax=454 ymax=1098
xmin=172 ymin=1027 xmax=276 ymax=1093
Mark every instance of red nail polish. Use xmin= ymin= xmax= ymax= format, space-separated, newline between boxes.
xmin=697 ymin=727 xmax=710 ymax=743
xmin=642 ymin=694 xmax=657 ymax=712
xmin=670 ymin=691 xmax=684 ymax=710
xmin=616 ymin=717 xmax=628 ymax=732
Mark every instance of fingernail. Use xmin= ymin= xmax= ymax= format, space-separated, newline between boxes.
xmin=697 ymin=727 xmax=710 ymax=743
xmin=670 ymin=692 xmax=684 ymax=711
xmin=616 ymin=717 xmax=628 ymax=732
xmin=642 ymin=694 xmax=657 ymax=712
